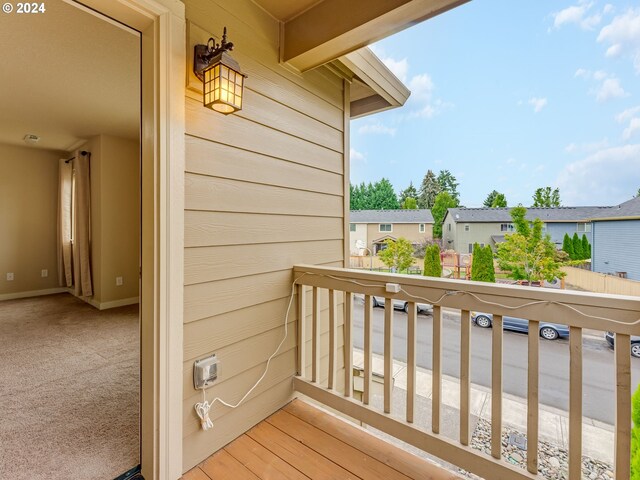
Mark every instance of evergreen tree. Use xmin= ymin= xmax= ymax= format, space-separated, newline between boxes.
xmin=484 ymin=245 xmax=496 ymax=282
xmin=572 ymin=233 xmax=584 ymax=260
xmin=483 ymin=190 xmax=507 ymax=208
xmin=370 ymin=178 xmax=400 ymax=210
xmin=398 ymin=182 xmax=418 ymax=205
xmin=470 ymin=243 xmax=482 ymax=281
xmin=436 ymin=170 xmax=460 ymax=203
xmin=562 ymin=233 xmax=574 ymax=259
xmin=581 ymin=234 xmax=591 ymax=259
xmin=532 ymin=187 xmax=561 ymax=207
xmin=432 ymin=191 xmax=459 ymax=238
xmin=423 ymin=244 xmax=442 ymax=277
xmin=418 ymin=170 xmax=441 ymax=209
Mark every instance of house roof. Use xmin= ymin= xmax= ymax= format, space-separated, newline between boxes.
xmin=589 ymin=196 xmax=640 ymax=221
xmin=350 ymin=209 xmax=434 ymax=224
xmin=445 ymin=206 xmax=614 ymax=224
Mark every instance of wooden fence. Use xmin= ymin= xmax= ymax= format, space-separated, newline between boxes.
xmin=562 ymin=266 xmax=640 ymax=297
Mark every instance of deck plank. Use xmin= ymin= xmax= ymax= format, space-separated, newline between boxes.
xmin=283 ymin=400 xmax=459 ymax=480
xmin=224 ymin=434 xmax=310 ymax=480
xmin=266 ymin=409 xmax=412 ymax=480
xmin=181 ymin=467 xmax=212 ymax=480
xmin=200 ymin=449 xmax=261 ymax=480
xmin=182 ymin=399 xmax=462 ymax=480
xmin=248 ymin=420 xmax=355 ymax=479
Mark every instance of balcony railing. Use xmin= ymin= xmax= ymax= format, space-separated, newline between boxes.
xmin=292 ymin=264 xmax=640 ymax=480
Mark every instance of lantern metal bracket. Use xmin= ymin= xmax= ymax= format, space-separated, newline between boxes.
xmin=194 ymin=27 xmax=234 ymax=82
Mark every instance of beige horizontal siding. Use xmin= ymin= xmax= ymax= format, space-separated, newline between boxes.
xmin=186 ymin=99 xmax=342 ymax=173
xmin=185 ymin=173 xmax=343 ymax=216
xmin=183 ymin=0 xmax=347 ymax=471
xmin=185 ymin=136 xmax=343 ymax=195
xmin=185 ymin=240 xmax=343 ymax=285
xmin=185 ymin=211 xmax=343 ymax=248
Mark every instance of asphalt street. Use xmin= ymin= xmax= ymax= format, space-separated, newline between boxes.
xmin=351 ymin=298 xmax=640 ymax=425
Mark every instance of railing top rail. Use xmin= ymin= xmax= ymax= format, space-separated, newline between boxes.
xmin=293 ymin=264 xmax=640 ymax=334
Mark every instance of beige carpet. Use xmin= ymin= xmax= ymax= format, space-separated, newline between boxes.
xmin=0 ymin=293 xmax=139 ymax=480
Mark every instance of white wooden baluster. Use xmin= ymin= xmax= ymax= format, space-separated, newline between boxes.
xmin=407 ymin=302 xmax=417 ymax=423
xmin=343 ymin=291 xmax=353 ymax=397
xmin=491 ymin=314 xmax=503 ymax=459
xmin=363 ymin=294 xmax=373 ymax=405
xmin=527 ymin=320 xmax=539 ymax=474
xmin=460 ymin=309 xmax=471 ymax=445
xmin=432 ymin=305 xmax=442 ymax=434
xmin=568 ymin=326 xmax=583 ymax=480
xmin=614 ymin=333 xmax=631 ymax=480
xmin=384 ymin=298 xmax=393 ymax=414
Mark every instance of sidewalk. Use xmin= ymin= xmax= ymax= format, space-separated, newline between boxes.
xmin=352 ymin=349 xmax=614 ymax=464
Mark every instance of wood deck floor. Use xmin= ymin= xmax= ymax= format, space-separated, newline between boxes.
xmin=182 ymin=399 xmax=461 ymax=480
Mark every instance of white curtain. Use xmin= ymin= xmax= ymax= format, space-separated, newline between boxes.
xmin=57 ymin=151 xmax=93 ymax=296
xmin=57 ymin=159 xmax=73 ymax=287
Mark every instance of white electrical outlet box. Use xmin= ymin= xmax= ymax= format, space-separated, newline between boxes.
xmin=194 ymin=354 xmax=218 ymax=389
xmin=6 ymin=273 xmax=14 ymax=281
xmin=116 ymin=276 xmax=123 ymax=286
xmin=385 ymin=283 xmax=401 ymax=293
xmin=41 ymin=269 xmax=48 ymax=278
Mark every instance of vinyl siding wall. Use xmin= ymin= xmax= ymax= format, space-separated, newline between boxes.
xmin=592 ymin=220 xmax=640 ymax=281
xmin=365 ymin=223 xmax=433 ymax=252
xmin=182 ymin=0 xmax=347 ymax=471
xmin=545 ymin=222 xmax=593 ymax=247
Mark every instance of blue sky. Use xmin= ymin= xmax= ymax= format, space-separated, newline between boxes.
xmin=350 ymin=1 xmax=640 ymax=207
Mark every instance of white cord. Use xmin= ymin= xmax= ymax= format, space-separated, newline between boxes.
xmin=194 ymin=388 xmax=214 ymax=430
xmin=195 ymin=274 xmax=306 ymax=430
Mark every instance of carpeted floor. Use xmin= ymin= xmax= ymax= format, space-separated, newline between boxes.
xmin=0 ymin=293 xmax=139 ymax=480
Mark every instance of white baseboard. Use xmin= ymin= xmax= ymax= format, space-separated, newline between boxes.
xmin=0 ymin=288 xmax=68 ymax=302
xmin=84 ymin=296 xmax=139 ymax=310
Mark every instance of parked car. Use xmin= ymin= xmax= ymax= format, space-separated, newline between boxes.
xmin=604 ymin=332 xmax=640 ymax=358
xmin=471 ymin=312 xmax=569 ymax=340
xmin=372 ymin=296 xmax=432 ymax=315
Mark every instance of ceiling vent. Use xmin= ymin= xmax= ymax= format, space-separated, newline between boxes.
xmin=24 ymin=134 xmax=40 ymax=145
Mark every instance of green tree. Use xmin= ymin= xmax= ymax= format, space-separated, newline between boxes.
xmin=483 ymin=190 xmax=507 ymax=208
xmin=581 ymin=234 xmax=591 ymax=260
xmin=431 ymin=191 xmax=459 ymax=238
xmin=370 ymin=178 xmax=400 ymax=209
xmin=400 ymin=197 xmax=418 ymax=209
xmin=398 ymin=182 xmax=418 ymax=205
xmin=350 ymin=179 xmax=400 ymax=210
xmin=436 ymin=170 xmax=460 ymax=203
xmin=423 ymin=244 xmax=442 ymax=277
xmin=532 ymin=187 xmax=561 ymax=207
xmin=572 ymin=233 xmax=584 ymax=260
xmin=378 ymin=238 xmax=415 ymax=273
xmin=497 ymin=206 xmax=565 ymax=283
xmin=632 ymin=384 xmax=640 ymax=479
xmin=418 ymin=170 xmax=441 ymax=209
xmin=471 ymin=244 xmax=496 ymax=282
xmin=562 ymin=233 xmax=574 ymax=259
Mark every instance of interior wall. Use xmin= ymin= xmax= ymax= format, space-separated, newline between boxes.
xmin=86 ymin=134 xmax=140 ymax=308
xmin=182 ymin=0 xmax=347 ymax=470
xmin=0 ymin=143 xmax=62 ymax=298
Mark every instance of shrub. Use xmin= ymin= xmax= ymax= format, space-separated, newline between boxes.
xmin=582 ymin=234 xmax=591 ymax=260
xmin=572 ymin=233 xmax=584 ymax=260
xmin=562 ymin=233 xmax=574 ymax=259
xmin=423 ymin=244 xmax=442 ymax=277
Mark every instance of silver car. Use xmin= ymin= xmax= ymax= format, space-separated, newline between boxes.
xmin=604 ymin=331 xmax=640 ymax=358
xmin=373 ymin=296 xmax=432 ymax=315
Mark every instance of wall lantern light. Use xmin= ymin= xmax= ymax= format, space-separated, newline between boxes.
xmin=193 ymin=28 xmax=246 ymax=114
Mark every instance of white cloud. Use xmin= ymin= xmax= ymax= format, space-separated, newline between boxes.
xmin=594 ymin=77 xmax=628 ymax=102
xmin=528 ymin=97 xmax=548 ymax=113
xmin=574 ymin=68 xmax=590 ymax=78
xmin=357 ymin=123 xmax=397 ymax=136
xmin=615 ymin=105 xmax=640 ymax=123
xmin=623 ymin=118 xmax=640 ymax=140
xmin=349 ymin=148 xmax=366 ymax=163
xmin=408 ymin=74 xmax=434 ymax=100
xmin=556 ymin=144 xmax=640 ymax=204
xmin=593 ymin=69 xmax=608 ymax=81
xmin=597 ymin=8 xmax=640 ymax=73
xmin=551 ymin=2 xmax=605 ymax=30
xmin=564 ymin=138 xmax=609 ymax=153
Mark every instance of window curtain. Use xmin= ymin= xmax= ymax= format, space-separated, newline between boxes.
xmin=57 ymin=159 xmax=73 ymax=287
xmin=57 ymin=151 xmax=93 ymax=296
xmin=72 ymin=151 xmax=93 ymax=297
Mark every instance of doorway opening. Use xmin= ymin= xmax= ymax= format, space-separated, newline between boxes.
xmin=0 ymin=1 xmax=141 ymax=478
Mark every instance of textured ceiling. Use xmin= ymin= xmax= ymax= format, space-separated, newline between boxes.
xmin=0 ymin=1 xmax=139 ymax=152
